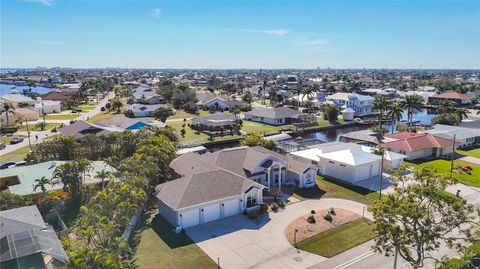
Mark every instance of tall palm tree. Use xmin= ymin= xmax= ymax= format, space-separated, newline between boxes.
xmin=95 ymin=169 xmax=111 ymax=189
xmin=53 ymin=162 xmax=82 ymax=196
xmin=436 ymin=99 xmax=453 ymax=114
xmin=387 ymin=101 xmax=404 ymax=134
xmin=373 ymin=96 xmax=390 ymax=130
xmin=1 ymin=102 xmax=15 ymax=126
xmin=76 ymin=158 xmax=91 ymax=184
xmin=34 ymin=176 xmax=51 ymax=198
xmin=371 ymin=146 xmax=386 ymax=199
xmin=455 ymin=107 xmax=469 ymax=121
xmin=401 ymin=94 xmax=423 ymax=131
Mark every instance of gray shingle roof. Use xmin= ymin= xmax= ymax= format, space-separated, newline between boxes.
xmin=244 ymin=107 xmax=302 ymax=119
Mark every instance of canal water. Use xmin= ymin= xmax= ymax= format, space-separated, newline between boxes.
xmin=0 ymin=84 xmax=57 ymax=96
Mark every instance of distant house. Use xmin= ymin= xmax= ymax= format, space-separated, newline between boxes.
xmin=244 ymin=107 xmax=312 ymax=126
xmin=202 ymin=96 xmax=244 ymax=110
xmin=291 ymin=142 xmax=405 ymax=183
xmin=339 ymin=129 xmax=384 ymax=146
xmin=196 ymin=91 xmax=217 ymax=105
xmin=383 ymin=132 xmax=455 ymax=160
xmin=417 ymin=86 xmax=437 ymax=92
xmin=34 ymin=100 xmax=62 ymax=114
xmin=59 ymin=120 xmax=123 ymax=139
xmin=130 ymin=87 xmax=166 ymax=105
xmin=154 ymin=146 xmax=317 ymax=229
xmin=0 ymin=205 xmax=68 ymax=269
xmin=96 ymin=114 xmax=166 ymax=131
xmin=428 ymin=91 xmax=471 ymax=106
xmin=0 ymin=102 xmax=40 ymax=125
xmin=191 ymin=112 xmax=239 ymax=134
xmin=397 ymin=91 xmax=437 ymax=104
xmin=421 ymin=124 xmax=479 ymax=149
xmin=0 ymin=161 xmax=117 ymax=198
xmin=325 ymin=93 xmax=374 ymax=117
xmin=0 ymin=93 xmax=36 ymax=105
xmin=125 ymin=104 xmax=167 ymax=117
xmin=42 ymin=90 xmax=76 ymax=102
xmin=361 ymin=88 xmax=397 ymax=97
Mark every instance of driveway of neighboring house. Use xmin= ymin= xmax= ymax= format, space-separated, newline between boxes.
xmin=185 ymin=198 xmax=372 ymax=269
xmin=458 ymin=156 xmax=480 ymax=166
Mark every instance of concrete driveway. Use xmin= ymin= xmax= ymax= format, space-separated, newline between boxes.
xmin=185 ymin=198 xmax=372 ymax=269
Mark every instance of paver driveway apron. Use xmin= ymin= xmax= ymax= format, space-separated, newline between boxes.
xmin=185 ymin=198 xmax=372 ymax=269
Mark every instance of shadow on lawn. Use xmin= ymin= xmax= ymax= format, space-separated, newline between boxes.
xmin=293 ymin=177 xmax=375 ymax=200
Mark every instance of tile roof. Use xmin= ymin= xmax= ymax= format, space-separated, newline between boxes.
xmin=433 ymin=91 xmax=470 ymax=100
xmin=384 ymin=132 xmax=454 ymax=152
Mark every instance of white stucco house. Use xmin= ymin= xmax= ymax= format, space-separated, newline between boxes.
xmin=325 ymin=93 xmax=374 ymax=117
xmin=243 ymin=107 xmax=310 ymax=126
xmin=290 ymin=142 xmax=406 ymax=183
xmin=383 ymin=132 xmax=455 ymax=160
xmin=34 ymin=100 xmax=62 ymax=114
xmin=421 ymin=124 xmax=479 ymax=149
xmin=155 ymin=146 xmax=317 ymax=229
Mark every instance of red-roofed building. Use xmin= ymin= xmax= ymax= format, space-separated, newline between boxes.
xmin=42 ymin=91 xmax=75 ymax=102
xmin=428 ymin=91 xmax=471 ymax=105
xmin=383 ymin=132 xmax=455 ymax=160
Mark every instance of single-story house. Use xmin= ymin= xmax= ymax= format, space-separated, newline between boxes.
xmin=0 ymin=94 xmax=36 ymax=106
xmin=383 ymin=132 xmax=455 ymax=160
xmin=202 ymin=96 xmax=244 ymax=110
xmin=125 ymin=104 xmax=167 ymax=117
xmin=59 ymin=120 xmax=123 ymax=139
xmin=0 ymin=205 xmax=68 ymax=269
xmin=42 ymin=90 xmax=76 ymax=102
xmin=196 ymin=91 xmax=217 ymax=105
xmin=244 ymin=107 xmax=312 ymax=126
xmin=290 ymin=142 xmax=405 ymax=183
xmin=420 ymin=124 xmax=479 ymax=149
xmin=34 ymin=100 xmax=62 ymax=114
xmin=339 ymin=129 xmax=384 ymax=146
xmin=96 ymin=114 xmax=166 ymax=131
xmin=0 ymin=105 xmax=40 ymax=125
xmin=155 ymin=146 xmax=317 ymax=228
xmin=0 ymin=161 xmax=117 ymax=198
xmin=191 ymin=112 xmax=239 ymax=133
xmin=428 ymin=91 xmax=471 ymax=106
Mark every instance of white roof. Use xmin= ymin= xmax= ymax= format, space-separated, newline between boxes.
xmin=422 ymin=124 xmax=479 ymax=140
xmin=342 ymin=107 xmax=355 ymax=113
xmin=318 ymin=149 xmax=381 ymax=166
xmin=326 ymin=93 xmax=374 ymax=101
xmin=264 ymin=133 xmax=292 ymax=142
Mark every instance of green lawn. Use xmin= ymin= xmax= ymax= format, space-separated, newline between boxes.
xmin=44 ymin=114 xmax=79 ymax=120
xmin=167 ymin=109 xmax=216 ymax=120
xmin=404 ymin=159 xmax=480 ymax=187
xmin=0 ymin=145 xmax=31 ymax=163
xmin=457 ymin=147 xmax=480 ymax=159
xmin=296 ymin=218 xmax=375 ymax=258
xmin=18 ymin=123 xmax=62 ymax=132
xmin=293 ymin=176 xmax=379 ymax=206
xmin=168 ymin=120 xmax=242 ymax=145
xmin=133 ymin=212 xmax=216 ymax=269
xmin=241 ymin=121 xmax=281 ymax=135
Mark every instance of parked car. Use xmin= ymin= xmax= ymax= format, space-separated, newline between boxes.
xmin=0 ymin=161 xmax=16 ymax=170
xmin=0 ymin=143 xmax=5 ymax=150
xmin=10 ymin=137 xmax=24 ymax=144
xmin=14 ymin=161 xmax=27 ymax=167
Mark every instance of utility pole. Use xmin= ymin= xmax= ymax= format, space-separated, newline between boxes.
xmin=393 ymin=246 xmax=399 ymax=269
xmin=24 ymin=118 xmax=32 ymax=149
xmin=450 ymin=134 xmax=456 ymax=178
xmin=217 ymin=257 xmax=220 ymax=269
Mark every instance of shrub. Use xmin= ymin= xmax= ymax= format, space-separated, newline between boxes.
xmin=247 ymin=210 xmax=259 ymax=219
xmin=271 ymin=202 xmax=278 ymax=212
xmin=324 ymin=213 xmax=333 ymax=222
xmin=311 ymin=210 xmax=316 ymax=214
xmin=329 ymin=207 xmax=335 ymax=215
xmin=259 ymin=203 xmax=268 ymax=213
xmin=307 ymin=215 xmax=316 ymax=224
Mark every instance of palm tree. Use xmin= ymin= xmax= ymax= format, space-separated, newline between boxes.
xmin=437 ymin=99 xmax=453 ymax=114
xmin=53 ymin=162 xmax=82 ymax=196
xmin=76 ymin=158 xmax=91 ymax=184
xmin=371 ymin=146 xmax=386 ymax=199
xmin=373 ymin=96 xmax=390 ymax=130
xmin=95 ymin=169 xmax=111 ymax=189
xmin=1 ymin=102 xmax=15 ymax=126
xmin=401 ymin=94 xmax=423 ymax=131
xmin=455 ymin=107 xmax=469 ymax=121
xmin=110 ymin=97 xmax=123 ymax=113
xmin=34 ymin=176 xmax=51 ymax=198
xmin=387 ymin=101 xmax=404 ymax=134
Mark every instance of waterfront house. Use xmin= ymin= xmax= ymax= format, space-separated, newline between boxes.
xmin=428 ymin=91 xmax=471 ymax=106
xmin=325 ymin=93 xmax=374 ymax=117
xmin=421 ymin=124 xmax=479 ymax=149
xmin=383 ymin=132 xmax=455 ymax=160
xmin=191 ymin=112 xmax=239 ymax=134
xmin=244 ymin=106 xmax=314 ymax=126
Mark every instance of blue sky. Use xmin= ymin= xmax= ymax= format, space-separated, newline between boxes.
xmin=1 ymin=0 xmax=479 ymax=69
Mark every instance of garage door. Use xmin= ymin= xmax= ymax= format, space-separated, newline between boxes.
xmin=202 ymin=204 xmax=220 ymax=224
xmin=222 ymin=199 xmax=240 ymax=218
xmin=181 ymin=209 xmax=199 ymax=228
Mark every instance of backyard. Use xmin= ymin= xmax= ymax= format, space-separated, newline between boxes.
xmin=292 ymin=176 xmax=379 ymax=206
xmin=133 ymin=208 xmax=217 ymax=269
xmin=404 ymin=159 xmax=480 ymax=187
xmin=296 ymin=218 xmax=375 ymax=257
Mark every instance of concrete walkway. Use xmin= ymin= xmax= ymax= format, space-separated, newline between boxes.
xmin=185 ymin=198 xmax=371 ymax=269
xmin=74 ymin=91 xmax=114 ymax=121
xmin=458 ymin=155 xmax=480 ymax=166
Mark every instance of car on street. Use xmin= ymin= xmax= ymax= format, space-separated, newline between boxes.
xmin=0 ymin=143 xmax=5 ymax=150
xmin=9 ymin=137 xmax=24 ymax=144
xmin=0 ymin=161 xmax=17 ymax=170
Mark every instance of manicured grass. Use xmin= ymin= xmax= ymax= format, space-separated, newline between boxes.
xmin=168 ymin=120 xmax=242 ymax=145
xmin=404 ymin=159 xmax=480 ymax=187
xmin=18 ymin=123 xmax=62 ymax=132
xmin=457 ymin=147 xmax=480 ymax=159
xmin=87 ymin=111 xmax=117 ymax=123
xmin=296 ymin=218 xmax=375 ymax=258
xmin=241 ymin=121 xmax=281 ymax=135
xmin=78 ymin=104 xmax=96 ymax=111
xmin=44 ymin=114 xmax=79 ymax=120
xmin=167 ymin=109 xmax=215 ymax=120
xmin=0 ymin=145 xmax=31 ymax=163
xmin=293 ymin=176 xmax=379 ymax=206
xmin=133 ymin=212 xmax=217 ymax=269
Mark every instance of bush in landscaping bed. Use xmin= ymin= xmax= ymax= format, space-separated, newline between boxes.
xmin=259 ymin=203 xmax=268 ymax=213
xmin=247 ymin=210 xmax=259 ymax=219
xmin=1 ymin=126 xmax=18 ymax=134
xmin=307 ymin=214 xmax=316 ymax=224
xmin=324 ymin=212 xmax=333 ymax=222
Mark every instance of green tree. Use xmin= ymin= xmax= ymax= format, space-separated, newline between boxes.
xmin=1 ymin=102 xmax=15 ymax=126
xmin=53 ymin=162 xmax=82 ymax=197
xmin=34 ymin=176 xmax=52 ymax=198
xmin=401 ymin=94 xmax=423 ymax=131
xmin=369 ymin=166 xmax=479 ymax=269
xmin=110 ymin=97 xmax=123 ymax=113
xmin=0 ymin=191 xmax=32 ymax=210
xmin=241 ymin=133 xmax=277 ymax=150
xmin=432 ymin=113 xmax=461 ymax=126
xmin=373 ymin=96 xmax=390 ymax=130
xmin=151 ymin=107 xmax=173 ymax=122
xmin=95 ymin=169 xmax=111 ymax=189
xmin=387 ymin=101 xmax=404 ymax=134
xmin=455 ymin=107 xmax=469 ymax=121
xmin=242 ymin=91 xmax=253 ymax=106
xmin=322 ymin=104 xmax=340 ymax=122
xmin=436 ymin=99 xmax=453 ymax=114
xmin=36 ymin=121 xmax=47 ymax=131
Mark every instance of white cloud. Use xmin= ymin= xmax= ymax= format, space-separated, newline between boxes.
xmin=296 ymin=38 xmax=329 ymax=47
xmin=153 ymin=8 xmax=162 ymax=18
xmin=26 ymin=0 xmax=54 ymax=6
xmin=244 ymin=29 xmax=288 ymax=36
